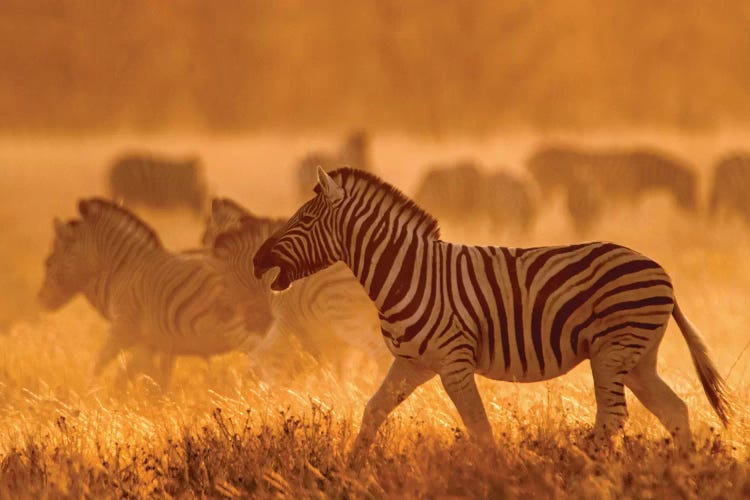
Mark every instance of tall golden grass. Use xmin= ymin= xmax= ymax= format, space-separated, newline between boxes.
xmin=1 ymin=132 xmax=749 ymax=497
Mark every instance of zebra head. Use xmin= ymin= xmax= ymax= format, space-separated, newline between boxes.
xmin=201 ymin=198 xmax=249 ymax=248
xmin=254 ymin=167 xmax=345 ymax=291
xmin=39 ymin=217 xmax=90 ymax=310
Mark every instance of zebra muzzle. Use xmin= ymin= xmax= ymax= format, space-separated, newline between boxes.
xmin=253 ymin=238 xmax=279 ymax=279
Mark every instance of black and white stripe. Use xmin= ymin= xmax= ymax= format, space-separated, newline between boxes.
xmin=38 ymin=198 xmax=264 ymax=386
xmin=204 ymin=198 xmax=387 ymax=377
xmin=109 ymin=152 xmax=208 ymax=214
xmin=254 ymin=167 xmax=730 ymax=451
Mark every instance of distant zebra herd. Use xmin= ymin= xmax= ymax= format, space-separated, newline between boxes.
xmin=38 ymin=135 xmax=739 ymax=453
xmin=105 ymin=139 xmax=750 ymax=233
xmin=418 ymin=147 xmax=750 ymax=233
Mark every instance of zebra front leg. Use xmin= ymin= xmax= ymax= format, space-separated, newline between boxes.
xmin=353 ymin=357 xmax=435 ymax=453
xmin=440 ymin=366 xmax=493 ymax=445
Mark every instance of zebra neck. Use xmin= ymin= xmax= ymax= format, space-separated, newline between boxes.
xmin=83 ymin=245 xmax=162 ymax=319
xmin=343 ymin=226 xmax=436 ymax=318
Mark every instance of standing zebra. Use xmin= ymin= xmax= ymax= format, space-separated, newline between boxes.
xmin=709 ymin=153 xmax=750 ymax=226
xmin=527 ymin=145 xmax=697 ymax=232
xmin=38 ymin=198 xmax=268 ymax=387
xmin=203 ymin=197 xmax=388 ymax=378
xmin=254 ymin=167 xmax=730 ymax=452
xmin=414 ymin=160 xmax=486 ymax=229
xmin=414 ymin=162 xmax=537 ymax=234
xmin=109 ymin=152 xmax=208 ymax=215
xmin=296 ymin=130 xmax=373 ymax=202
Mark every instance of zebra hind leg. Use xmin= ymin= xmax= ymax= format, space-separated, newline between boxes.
xmin=624 ymin=346 xmax=691 ymax=451
xmin=589 ymin=333 xmax=653 ymax=447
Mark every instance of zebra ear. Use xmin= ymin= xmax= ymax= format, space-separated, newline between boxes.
xmin=317 ymin=166 xmax=343 ymax=203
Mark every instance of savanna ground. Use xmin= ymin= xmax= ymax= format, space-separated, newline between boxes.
xmin=1 ymin=131 xmax=750 ymax=498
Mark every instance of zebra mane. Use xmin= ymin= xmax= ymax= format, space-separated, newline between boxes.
xmin=211 ymin=197 xmax=285 ymax=235
xmin=211 ymin=197 xmax=248 ymax=218
xmin=318 ymin=167 xmax=441 ymax=239
xmin=78 ymin=198 xmax=163 ymax=250
xmin=213 ymin=213 xmax=285 ymax=252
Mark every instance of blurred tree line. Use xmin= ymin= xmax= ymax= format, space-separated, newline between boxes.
xmin=1 ymin=0 xmax=749 ymax=134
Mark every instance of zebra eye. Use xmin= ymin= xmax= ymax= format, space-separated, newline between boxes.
xmin=300 ymin=213 xmax=315 ymax=224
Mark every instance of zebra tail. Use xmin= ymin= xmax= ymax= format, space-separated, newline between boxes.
xmin=673 ymin=300 xmax=732 ymax=427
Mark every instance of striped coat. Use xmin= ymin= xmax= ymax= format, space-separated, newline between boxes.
xmin=254 ymin=167 xmax=730 ymax=452
xmin=109 ymin=152 xmax=208 ymax=214
xmin=527 ymin=145 xmax=697 ymax=232
xmin=415 ymin=161 xmax=537 ymax=233
xmin=39 ymin=198 xmax=265 ymax=386
xmin=204 ymin=198 xmax=387 ymax=377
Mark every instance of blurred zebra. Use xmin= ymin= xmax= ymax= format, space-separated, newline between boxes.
xmin=414 ymin=161 xmax=537 ymax=233
xmin=203 ymin=198 xmax=387 ymax=378
xmin=709 ymin=153 xmax=750 ymax=226
xmin=38 ymin=198 xmax=268 ymax=387
xmin=254 ymin=167 xmax=730 ymax=452
xmin=527 ymin=145 xmax=697 ymax=232
xmin=296 ymin=130 xmax=372 ymax=201
xmin=109 ymin=152 xmax=208 ymax=215
xmin=414 ymin=160 xmax=485 ymax=227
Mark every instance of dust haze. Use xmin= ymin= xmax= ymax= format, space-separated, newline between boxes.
xmin=1 ymin=2 xmax=750 ymax=497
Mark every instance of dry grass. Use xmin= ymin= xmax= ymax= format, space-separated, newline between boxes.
xmin=1 ymin=133 xmax=750 ymax=498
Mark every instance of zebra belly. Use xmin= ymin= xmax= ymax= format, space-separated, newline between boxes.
xmin=478 ymin=353 xmax=587 ymax=383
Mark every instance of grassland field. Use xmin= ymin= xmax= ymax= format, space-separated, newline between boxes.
xmin=0 ymin=130 xmax=749 ymax=498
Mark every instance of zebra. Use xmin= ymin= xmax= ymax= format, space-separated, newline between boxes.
xmin=109 ymin=152 xmax=208 ymax=215
xmin=38 ymin=198 xmax=269 ymax=387
xmin=527 ymin=145 xmax=698 ymax=232
xmin=296 ymin=130 xmax=372 ymax=201
xmin=709 ymin=153 xmax=750 ymax=226
xmin=253 ymin=167 xmax=730 ymax=453
xmin=203 ymin=197 xmax=388 ymax=378
xmin=414 ymin=160 xmax=486 ymax=228
xmin=414 ymin=161 xmax=537 ymax=234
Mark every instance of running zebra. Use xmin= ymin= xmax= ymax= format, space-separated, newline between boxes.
xmin=38 ymin=198 xmax=268 ymax=387
xmin=296 ymin=130 xmax=372 ymax=202
xmin=527 ymin=145 xmax=697 ymax=232
xmin=109 ymin=152 xmax=208 ymax=215
xmin=709 ymin=152 xmax=750 ymax=226
xmin=254 ymin=167 xmax=730 ymax=452
xmin=203 ymin=197 xmax=387 ymax=377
